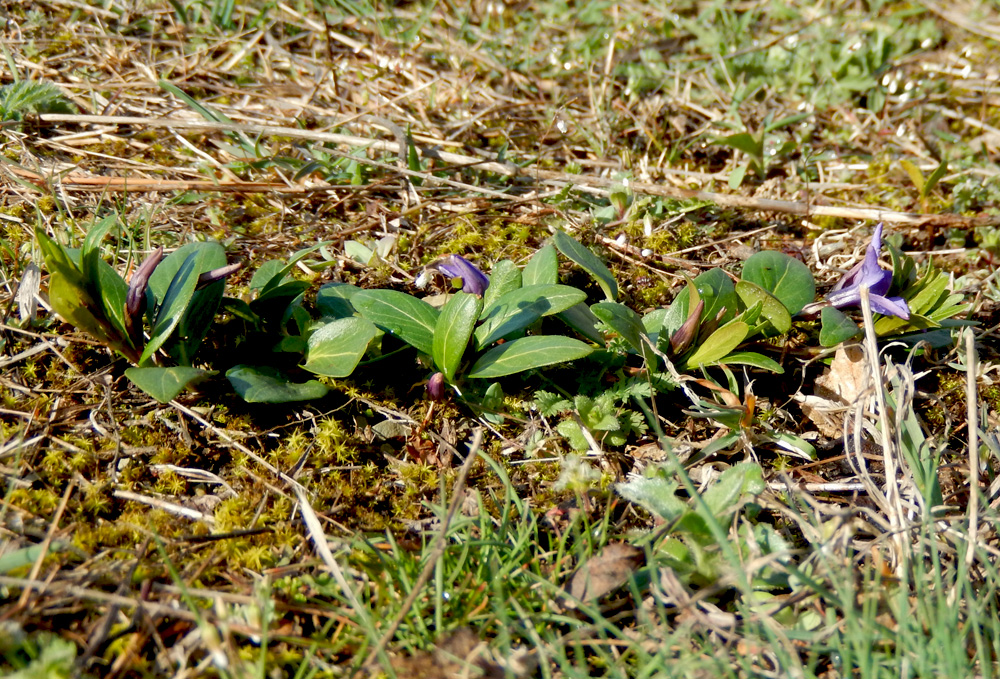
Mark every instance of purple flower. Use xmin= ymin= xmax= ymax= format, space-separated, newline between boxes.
xmin=426 ymin=371 xmax=446 ymax=401
xmin=827 ymin=223 xmax=910 ymax=319
xmin=437 ymin=255 xmax=490 ymax=296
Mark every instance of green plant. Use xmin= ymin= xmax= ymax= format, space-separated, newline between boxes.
xmin=0 ymin=80 xmax=74 ymax=122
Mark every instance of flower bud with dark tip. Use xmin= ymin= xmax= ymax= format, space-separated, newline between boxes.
xmin=124 ymin=246 xmax=163 ymax=349
xmin=197 ymin=261 xmax=242 ymax=289
xmin=426 ymin=372 xmax=446 ymax=401
xmin=670 ymin=299 xmax=703 ymax=355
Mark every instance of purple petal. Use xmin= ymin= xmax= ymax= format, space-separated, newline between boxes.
xmin=869 ymin=294 xmax=910 ymax=320
xmin=437 ymin=255 xmax=490 ymax=296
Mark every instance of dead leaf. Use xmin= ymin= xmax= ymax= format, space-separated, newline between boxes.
xmin=566 ymin=542 xmax=644 ymax=603
xmin=798 ymin=344 xmax=871 ymax=437
xmin=816 ymin=344 xmax=869 ymax=405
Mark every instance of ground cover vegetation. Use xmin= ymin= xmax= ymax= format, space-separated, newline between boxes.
xmin=1 ymin=0 xmax=1000 ymax=676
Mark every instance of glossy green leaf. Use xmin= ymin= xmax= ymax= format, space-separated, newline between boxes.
xmin=483 ymin=259 xmax=522 ymax=309
xmin=303 ymin=317 xmax=377 ymax=377
xmin=522 ymin=243 xmax=558 ymax=286
xmin=316 ymin=282 xmax=361 ymax=319
xmin=353 ymin=289 xmax=439 ymax=355
xmin=553 ymin=230 xmax=617 ymax=300
xmin=476 ymin=284 xmax=586 ymax=348
xmin=126 ymin=366 xmax=215 ymax=403
xmin=718 ymin=351 xmax=784 ymax=373
xmin=662 ymin=269 xmax=737 ymax=337
xmin=35 ymin=227 xmax=84 ymax=284
xmin=94 ymin=257 xmax=130 ymax=342
xmin=148 ymin=242 xmax=226 ymax=305
xmin=683 ymin=320 xmax=749 ymax=368
xmin=819 ymin=307 xmax=861 ymax=346
xmin=80 ymin=215 xmax=118 ymax=285
xmin=735 ymin=280 xmax=792 ymax=335
xmin=591 ymin=301 xmax=657 ymax=365
xmin=141 ymin=252 xmax=200 ymax=365
xmin=467 ymin=335 xmax=594 ymax=378
xmin=48 ymin=270 xmax=117 ymax=346
xmin=558 ymin=303 xmax=605 ymax=343
xmin=226 ymin=365 xmax=329 ymax=403
xmin=433 ymin=292 xmax=482 ymax=381
xmin=741 ymin=251 xmax=815 ymax=315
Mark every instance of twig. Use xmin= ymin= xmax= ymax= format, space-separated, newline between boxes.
xmin=361 ymin=428 xmax=484 ymax=671
xmin=964 ymin=328 xmax=980 ymax=571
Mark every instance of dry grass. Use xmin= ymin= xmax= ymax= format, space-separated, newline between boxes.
xmin=2 ymin=0 xmax=1000 ymax=677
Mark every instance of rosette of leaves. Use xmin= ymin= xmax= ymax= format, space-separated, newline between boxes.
xmin=819 ymin=243 xmax=972 ymax=348
xmin=35 ymin=221 xmax=233 ymax=402
xmin=600 ymin=251 xmax=816 ymax=374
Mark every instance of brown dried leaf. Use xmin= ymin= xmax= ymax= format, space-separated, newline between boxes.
xmin=567 ymin=542 xmax=644 ymax=603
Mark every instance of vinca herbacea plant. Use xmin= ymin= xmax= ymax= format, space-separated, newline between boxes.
xmin=34 ymin=221 xmax=969 ymax=421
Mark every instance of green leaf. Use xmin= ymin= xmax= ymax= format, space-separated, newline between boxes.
xmin=93 ymin=257 xmax=131 ymax=343
xmin=553 ymin=230 xmax=618 ymax=300
xmin=923 ymin=160 xmax=948 ymax=198
xmin=900 ymin=159 xmax=925 ymax=194
xmin=353 ymin=289 xmax=439 ymax=355
xmin=80 ymin=215 xmax=118 ymax=285
xmin=249 ymin=259 xmax=285 ymax=291
xmin=682 ymin=320 xmax=749 ymax=368
xmin=728 ymin=162 xmax=749 ymax=189
xmin=0 ymin=540 xmax=68 ymax=574
xmin=125 ymin=366 xmax=214 ymax=403
xmin=718 ymin=351 xmax=784 ymax=373
xmin=477 ymin=284 xmax=587 ymax=348
xmin=661 ymin=269 xmax=737 ymax=337
xmin=316 ymin=282 xmax=361 ymax=318
xmin=47 ymin=271 xmax=117 ymax=346
xmin=615 ymin=473 xmax=687 ymax=522
xmin=741 ymin=251 xmax=815 ymax=315
xmin=819 ymin=306 xmax=861 ymax=346
xmin=303 ymin=317 xmax=377 ymax=377
xmin=226 ymin=365 xmax=329 ymax=403
xmin=558 ymin=302 xmax=605 ymax=343
xmin=591 ymin=301 xmax=657 ymax=365
xmin=148 ymin=242 xmax=226 ymax=305
xmin=433 ymin=292 xmax=482 ymax=381
xmin=140 ymin=252 xmax=200 ymax=365
xmin=522 ymin=243 xmax=558 ymax=286
xmin=702 ymin=462 xmax=765 ymax=519
xmin=36 ymin=227 xmax=84 ymax=284
xmin=483 ymin=259 xmax=522 ymax=309
xmin=716 ymin=131 xmax=763 ymax=158
xmin=735 ymin=280 xmax=792 ymax=335
xmin=467 ymin=336 xmax=594 ymax=378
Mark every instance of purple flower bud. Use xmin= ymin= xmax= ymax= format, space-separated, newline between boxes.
xmin=827 ymin=223 xmax=910 ymax=319
xmin=670 ymin=299 xmax=704 ymax=355
xmin=436 ymin=255 xmax=490 ymax=296
xmin=426 ymin=371 xmax=446 ymax=401
xmin=124 ymin=247 xmax=163 ymax=348
xmin=197 ymin=261 xmax=242 ymax=289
